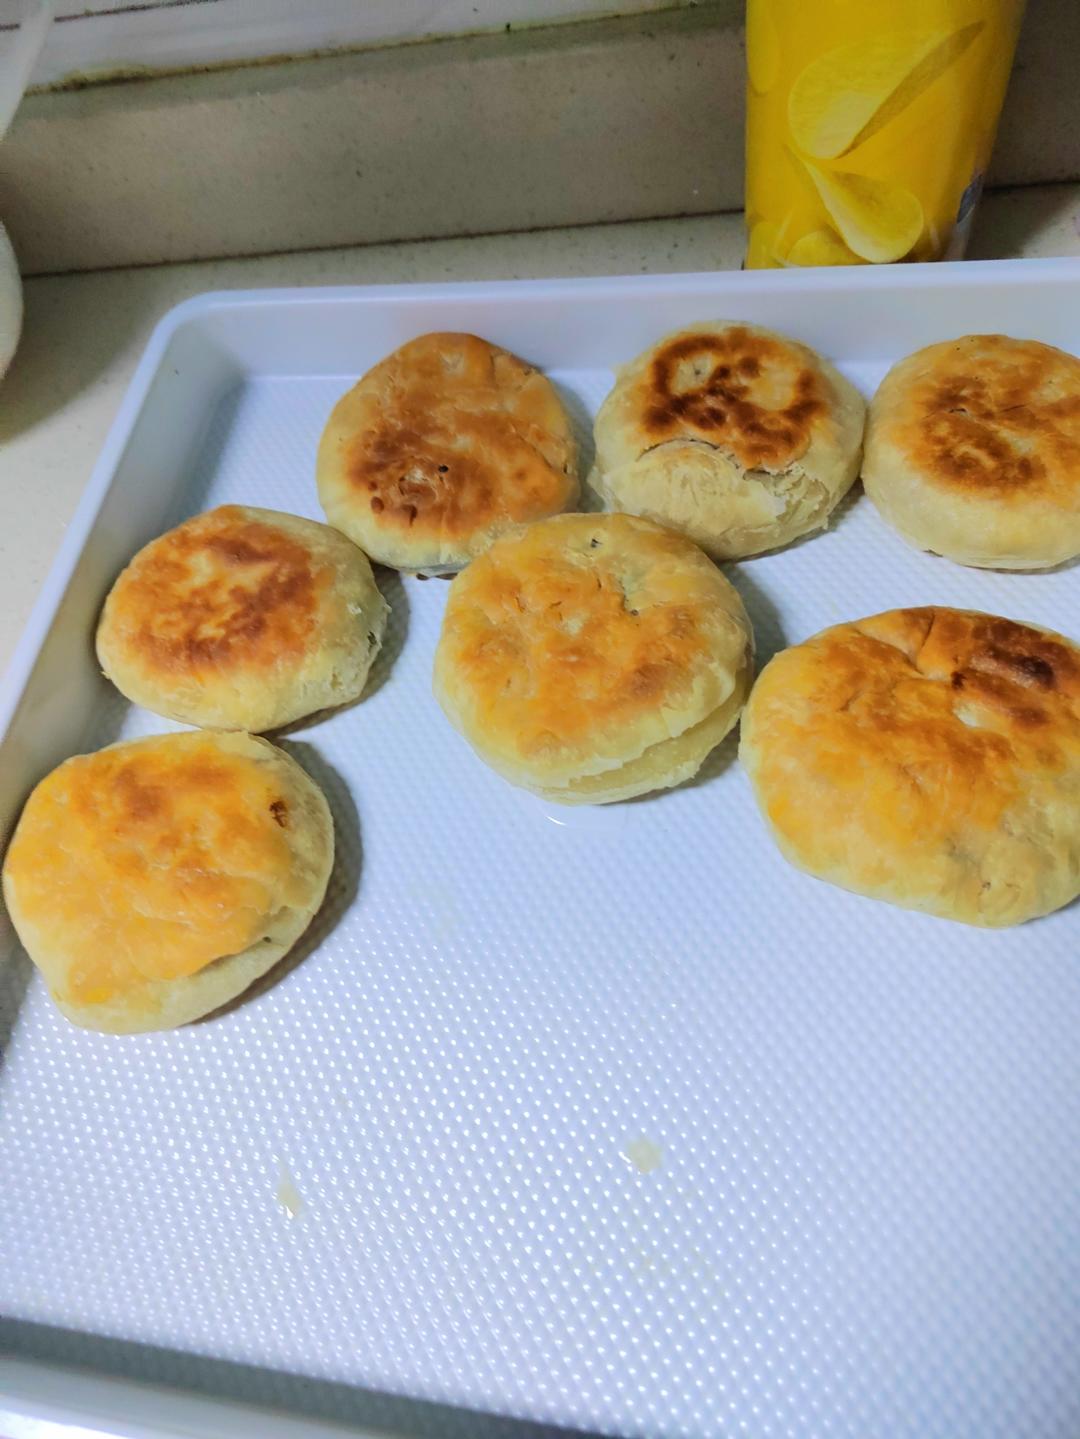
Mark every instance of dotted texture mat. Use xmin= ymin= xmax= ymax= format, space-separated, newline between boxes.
xmin=1 ymin=363 xmax=1078 ymax=1439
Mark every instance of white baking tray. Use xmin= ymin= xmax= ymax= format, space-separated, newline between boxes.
xmin=1 ymin=262 xmax=1079 ymax=1439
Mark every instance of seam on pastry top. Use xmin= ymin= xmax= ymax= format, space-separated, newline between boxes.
xmin=912 ymin=608 xmax=942 ymax=671
xmin=500 ymin=409 xmax=576 ymax=478
xmin=845 ymin=611 xmax=1077 ymax=751
xmin=837 ymin=686 xmax=865 ymax=715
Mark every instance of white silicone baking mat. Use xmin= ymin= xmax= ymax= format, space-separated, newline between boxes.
xmin=1 ymin=265 xmax=1078 ymax=1439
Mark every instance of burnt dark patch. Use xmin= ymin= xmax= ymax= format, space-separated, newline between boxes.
xmin=990 ymin=650 xmax=1056 ymax=689
xmin=1014 ymin=654 xmax=1055 ymax=687
xmin=643 ymin=327 xmax=824 ymax=468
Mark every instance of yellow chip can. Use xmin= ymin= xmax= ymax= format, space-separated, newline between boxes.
xmin=745 ymin=0 xmax=1026 ymax=268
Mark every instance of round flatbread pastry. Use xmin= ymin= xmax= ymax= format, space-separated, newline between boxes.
xmin=434 ymin=512 xmax=754 ymax=804
xmin=316 ymin=332 xmax=579 ymax=573
xmin=2 ymin=731 xmax=335 ymax=1033
xmin=863 ymin=334 xmax=1080 ymax=569
xmin=740 ymin=607 xmax=1080 ymax=927
xmin=96 ymin=505 xmax=388 ymax=732
xmin=590 ymin=321 xmax=865 ymax=559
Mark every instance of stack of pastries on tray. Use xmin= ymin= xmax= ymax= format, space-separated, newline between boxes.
xmin=4 ymin=321 xmax=1079 ymax=1032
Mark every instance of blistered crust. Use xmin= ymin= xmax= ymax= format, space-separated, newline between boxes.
xmin=97 ymin=505 xmax=387 ymax=731
xmin=317 ymin=333 xmax=579 ymax=572
xmin=591 ymin=322 xmax=865 ymax=560
xmin=2 ymin=732 xmax=335 ymax=1032
xmin=740 ymin=607 xmax=1080 ymax=926
xmin=864 ymin=335 xmax=1080 ymax=568
xmin=435 ymin=512 xmax=753 ymax=802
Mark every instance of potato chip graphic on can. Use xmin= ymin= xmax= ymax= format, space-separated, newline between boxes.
xmin=745 ymin=0 xmax=1025 ymax=269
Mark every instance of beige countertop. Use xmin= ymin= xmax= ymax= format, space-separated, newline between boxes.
xmin=2 ymin=189 xmax=1079 ymax=682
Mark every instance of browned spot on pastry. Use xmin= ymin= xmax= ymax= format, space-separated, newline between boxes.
xmin=435 ymin=514 xmax=744 ymax=757
xmin=347 ymin=423 xmax=497 ymax=536
xmin=114 ymin=506 xmax=323 ymax=673
xmin=640 ymin=326 xmax=826 ymax=469
xmin=112 ymin=764 xmax=164 ymax=822
xmin=2 ymin=733 xmax=299 ymax=1005
xmin=741 ymin=605 xmax=1080 ymax=926
xmin=898 ymin=336 xmax=1080 ymax=498
xmin=332 ymin=333 xmax=576 ymax=546
xmin=269 ymin=798 xmax=289 ymax=827
xmin=974 ymin=645 xmax=1058 ymax=690
xmin=867 ymin=607 xmax=1077 ymax=740
xmin=626 ymin=661 xmax=672 ymax=699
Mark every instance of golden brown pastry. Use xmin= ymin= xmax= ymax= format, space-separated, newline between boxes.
xmin=96 ymin=505 xmax=387 ymax=732
xmin=434 ymin=512 xmax=753 ymax=804
xmin=590 ymin=321 xmax=865 ymax=559
xmin=863 ymin=335 xmax=1080 ymax=569
xmin=740 ymin=607 xmax=1080 ymax=926
xmin=1 ymin=731 xmax=334 ymax=1033
xmin=316 ymin=332 xmax=579 ymax=573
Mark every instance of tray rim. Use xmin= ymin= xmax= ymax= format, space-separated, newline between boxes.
xmin=0 ymin=1355 xmax=390 ymax=1439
